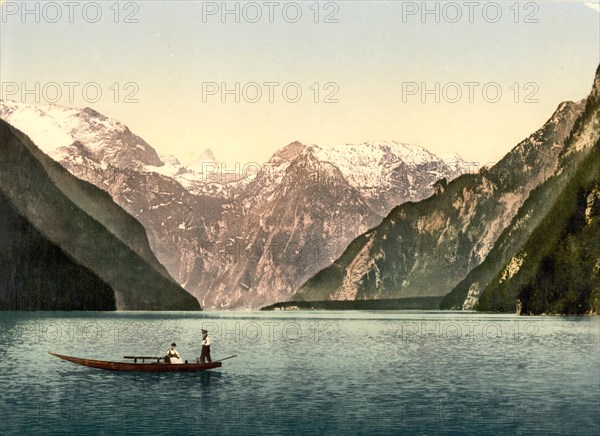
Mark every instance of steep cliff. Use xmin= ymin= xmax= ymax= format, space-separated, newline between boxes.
xmin=443 ymin=65 xmax=600 ymax=310
xmin=295 ymin=98 xmax=585 ymax=302
xmin=476 ymin=130 xmax=600 ymax=314
xmin=0 ymin=119 xmax=200 ymax=310
xmin=0 ymin=101 xmax=467 ymax=308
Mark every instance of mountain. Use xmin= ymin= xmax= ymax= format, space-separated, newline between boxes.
xmin=477 ymin=138 xmax=600 ymax=314
xmin=0 ymin=102 xmax=163 ymax=169
xmin=0 ymin=118 xmax=201 ymax=310
xmin=442 ymin=65 xmax=600 ymax=312
xmin=293 ymin=94 xmax=589 ymax=303
xmin=0 ymin=100 xmax=224 ymax=289
xmin=0 ymin=189 xmax=116 ymax=310
xmin=0 ymin=101 xmax=467 ymax=308
xmin=173 ymin=140 xmax=468 ymax=309
xmin=186 ymin=148 xmax=217 ymax=172
xmin=292 ymin=141 xmax=467 ymax=216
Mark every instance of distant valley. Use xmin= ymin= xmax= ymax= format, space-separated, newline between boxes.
xmin=0 ymin=102 xmax=467 ymax=309
xmin=2 ymin=64 xmax=598 ymax=313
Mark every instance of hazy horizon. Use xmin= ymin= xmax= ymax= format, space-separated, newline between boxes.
xmin=1 ymin=1 xmax=599 ymax=166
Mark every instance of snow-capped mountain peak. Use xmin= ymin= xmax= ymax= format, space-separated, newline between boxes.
xmin=438 ymin=152 xmax=465 ymax=165
xmin=287 ymin=140 xmax=467 ymax=214
xmin=185 ymin=148 xmax=217 ymax=172
xmin=268 ymin=141 xmax=307 ymax=164
xmin=160 ymin=154 xmax=181 ymax=166
xmin=1 ymin=101 xmax=470 ymax=309
xmin=0 ymin=100 xmax=76 ymax=155
xmin=0 ymin=100 xmax=163 ymax=169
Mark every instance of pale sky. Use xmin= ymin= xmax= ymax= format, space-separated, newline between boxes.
xmin=1 ymin=1 xmax=599 ymax=166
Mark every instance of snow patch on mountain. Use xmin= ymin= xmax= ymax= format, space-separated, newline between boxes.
xmin=0 ymin=100 xmax=75 ymax=156
xmin=1 ymin=101 xmax=471 ymax=309
xmin=0 ymin=100 xmax=163 ymax=168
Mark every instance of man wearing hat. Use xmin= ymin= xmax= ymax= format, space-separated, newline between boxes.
xmin=164 ymin=342 xmax=182 ymax=364
xmin=200 ymin=330 xmax=212 ymax=363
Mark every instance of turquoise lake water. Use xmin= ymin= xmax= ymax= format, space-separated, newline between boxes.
xmin=0 ymin=311 xmax=598 ymax=435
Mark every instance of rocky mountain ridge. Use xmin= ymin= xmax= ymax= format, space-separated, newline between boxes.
xmin=443 ymin=64 xmax=600 ymax=312
xmin=294 ymin=97 xmax=588 ymax=303
xmin=0 ymin=101 xmax=467 ymax=308
xmin=294 ymin=65 xmax=600 ymax=311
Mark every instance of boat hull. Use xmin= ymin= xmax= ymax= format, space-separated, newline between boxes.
xmin=49 ymin=352 xmax=222 ymax=372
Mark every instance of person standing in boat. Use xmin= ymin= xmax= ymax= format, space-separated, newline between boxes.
xmin=164 ymin=342 xmax=182 ymax=364
xmin=200 ymin=330 xmax=212 ymax=363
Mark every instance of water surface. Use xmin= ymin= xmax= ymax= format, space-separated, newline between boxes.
xmin=0 ymin=311 xmax=598 ymax=435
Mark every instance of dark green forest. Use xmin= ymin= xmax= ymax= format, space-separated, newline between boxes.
xmin=478 ymin=139 xmax=600 ymax=314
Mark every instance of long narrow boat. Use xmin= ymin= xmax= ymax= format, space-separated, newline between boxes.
xmin=49 ymin=352 xmax=235 ymax=372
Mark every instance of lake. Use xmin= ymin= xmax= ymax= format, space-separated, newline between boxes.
xmin=0 ymin=311 xmax=598 ymax=435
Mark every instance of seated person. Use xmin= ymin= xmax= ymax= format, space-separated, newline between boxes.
xmin=164 ymin=342 xmax=182 ymax=364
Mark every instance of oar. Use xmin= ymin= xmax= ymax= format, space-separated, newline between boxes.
xmin=214 ymin=355 xmax=237 ymax=362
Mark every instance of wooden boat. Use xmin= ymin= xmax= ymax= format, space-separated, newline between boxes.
xmin=49 ymin=352 xmax=236 ymax=372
